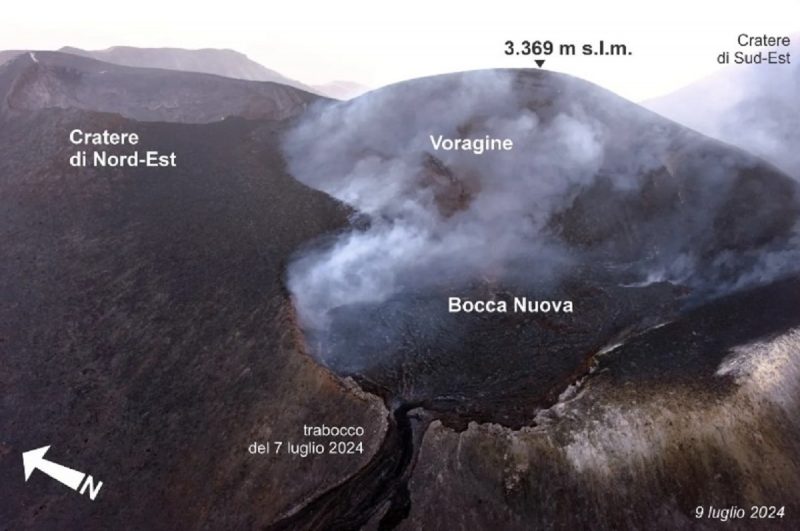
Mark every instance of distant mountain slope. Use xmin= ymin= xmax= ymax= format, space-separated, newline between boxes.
xmin=0 ymin=49 xmax=25 ymax=64
xmin=312 ymin=80 xmax=370 ymax=99
xmin=60 ymin=45 xmax=316 ymax=92
xmin=1 ymin=46 xmax=370 ymax=100
xmin=0 ymin=51 xmax=320 ymax=123
xmin=644 ymin=35 xmax=800 ymax=178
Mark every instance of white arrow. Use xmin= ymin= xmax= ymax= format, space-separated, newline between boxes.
xmin=23 ymin=445 xmax=87 ymax=491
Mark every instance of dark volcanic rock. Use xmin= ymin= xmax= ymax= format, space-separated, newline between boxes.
xmin=59 ymin=46 xmax=315 ymax=93
xmin=324 ymin=280 xmax=682 ymax=429
xmin=0 ymin=51 xmax=319 ymax=123
xmin=0 ymin=49 xmax=25 ymax=65
xmin=0 ymin=108 xmax=386 ymax=529
xmin=289 ymin=69 xmax=800 ymax=429
xmin=276 ymin=69 xmax=800 ymax=528
xmin=2 ymin=60 xmax=800 ymax=530
xmin=403 ymin=276 xmax=800 ymax=530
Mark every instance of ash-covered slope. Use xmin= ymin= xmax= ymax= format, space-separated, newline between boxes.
xmin=0 ymin=102 xmax=387 ymax=527
xmin=2 ymin=57 xmax=799 ymax=530
xmin=59 ymin=46 xmax=316 ymax=93
xmin=286 ymin=68 xmax=800 ymax=427
xmin=0 ymin=51 xmax=318 ymax=123
xmin=405 ymin=276 xmax=800 ymax=530
xmin=274 ymin=69 xmax=800 ymax=528
xmin=645 ymin=36 xmax=800 ymax=178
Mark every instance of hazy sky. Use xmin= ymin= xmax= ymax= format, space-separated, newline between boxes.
xmin=3 ymin=0 xmax=798 ymax=100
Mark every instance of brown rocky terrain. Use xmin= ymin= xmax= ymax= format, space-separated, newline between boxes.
xmin=0 ymin=69 xmax=386 ymax=528
xmin=1 ymin=54 xmax=799 ymax=530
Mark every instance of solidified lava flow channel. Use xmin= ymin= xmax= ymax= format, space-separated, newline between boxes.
xmin=272 ymin=275 xmax=800 ymax=530
xmin=271 ymin=285 xmax=663 ymax=530
xmin=267 ymin=403 xmax=421 ymax=531
xmin=267 ymin=320 xmax=619 ymax=531
xmin=273 ymin=67 xmax=800 ymax=527
xmin=275 ymin=246 xmax=691 ymax=529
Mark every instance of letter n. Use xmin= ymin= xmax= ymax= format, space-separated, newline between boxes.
xmin=80 ymin=475 xmax=103 ymax=500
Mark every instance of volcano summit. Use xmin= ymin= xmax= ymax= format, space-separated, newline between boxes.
xmin=3 ymin=49 xmax=800 ymax=530
xmin=284 ymin=68 xmax=800 ymax=426
xmin=274 ymin=68 xmax=800 ymax=528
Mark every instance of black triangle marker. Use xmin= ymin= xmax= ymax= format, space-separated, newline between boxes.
xmin=534 ymin=59 xmax=546 ymax=68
